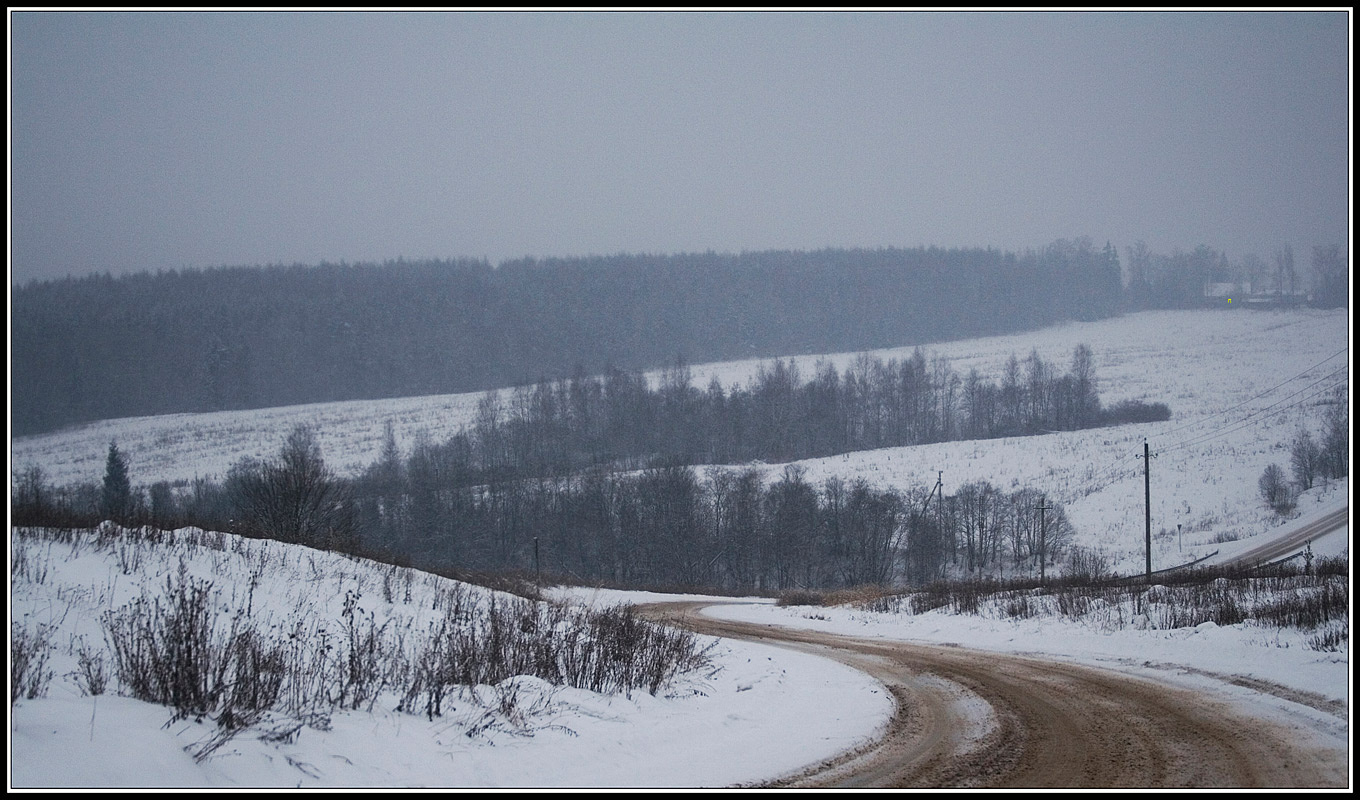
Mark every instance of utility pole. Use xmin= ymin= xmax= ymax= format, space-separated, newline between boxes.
xmin=936 ymin=469 xmax=944 ymax=541
xmin=914 ymin=471 xmax=944 ymax=585
xmin=1136 ymin=439 xmax=1155 ymax=583
xmin=937 ymin=471 xmax=944 ymax=582
xmin=1035 ymin=495 xmax=1052 ymax=583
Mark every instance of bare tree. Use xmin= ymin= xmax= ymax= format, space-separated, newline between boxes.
xmin=1290 ymin=428 xmax=1321 ymax=492
xmin=1273 ymin=244 xmax=1296 ymax=299
xmin=1258 ymin=463 xmax=1295 ymax=514
xmin=1310 ymin=244 xmax=1348 ymax=308
xmin=1319 ymin=387 xmax=1349 ymax=480
xmin=227 ymin=424 xmax=355 ymax=549
xmin=13 ymin=464 xmax=49 ymax=524
xmin=1069 ymin=344 xmax=1100 ymax=427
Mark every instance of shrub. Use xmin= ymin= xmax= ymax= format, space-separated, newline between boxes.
xmin=70 ymin=640 xmax=109 ymax=696
xmin=1064 ymin=546 xmax=1112 ymax=583
xmin=1307 ymin=624 xmax=1348 ymax=652
xmin=11 ymin=623 xmax=55 ymax=703
xmin=776 ymin=589 xmax=827 ymax=607
xmin=1258 ymin=463 xmax=1296 ymax=514
xmin=401 ymin=599 xmax=713 ymax=720
xmin=101 ymin=567 xmax=229 ymax=719
xmin=1100 ymin=400 xmax=1172 ymax=425
xmin=218 ymin=630 xmax=287 ymax=729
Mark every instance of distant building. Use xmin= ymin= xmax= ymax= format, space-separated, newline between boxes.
xmin=1202 ymin=280 xmax=1307 ymax=309
xmin=1203 ymin=282 xmax=1237 ymax=308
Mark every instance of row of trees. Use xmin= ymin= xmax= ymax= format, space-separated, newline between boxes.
xmin=11 ymin=431 xmax=359 ymax=549
xmin=13 ymin=424 xmax=1077 ymax=591
xmin=1124 ymin=241 xmax=1348 ymax=310
xmin=16 ymin=343 xmax=1176 ymax=592
xmin=350 ymin=460 xmax=1072 ymax=592
xmin=454 ymin=344 xmax=1166 ymax=479
xmin=13 ymin=239 xmax=1343 ymax=437
xmin=1259 ymin=387 xmax=1350 ymax=514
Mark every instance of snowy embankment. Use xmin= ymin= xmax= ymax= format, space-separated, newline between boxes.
xmin=8 ymin=492 xmax=1349 ymax=788
xmin=9 ymin=526 xmax=888 ymax=789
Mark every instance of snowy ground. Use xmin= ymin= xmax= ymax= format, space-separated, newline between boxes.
xmin=11 ymin=307 xmax=1350 ymax=576
xmin=8 ymin=307 xmax=1352 ymax=787
xmin=8 ymin=526 xmax=890 ymax=789
xmin=10 ymin=512 xmax=1347 ymax=789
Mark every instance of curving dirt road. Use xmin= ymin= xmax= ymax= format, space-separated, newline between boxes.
xmin=644 ymin=602 xmax=1349 ymax=789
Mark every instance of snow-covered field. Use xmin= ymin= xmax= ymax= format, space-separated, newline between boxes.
xmin=11 ymin=307 xmax=1351 ymax=574
xmin=8 ymin=307 xmax=1352 ymax=788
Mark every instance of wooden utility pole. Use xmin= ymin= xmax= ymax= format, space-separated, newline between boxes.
xmin=1035 ymin=495 xmax=1052 ymax=583
xmin=1137 ymin=439 xmax=1154 ymax=583
xmin=936 ymin=469 xmax=944 ymax=548
xmin=914 ymin=471 xmax=944 ymax=585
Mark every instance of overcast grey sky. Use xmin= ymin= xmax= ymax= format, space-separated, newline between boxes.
xmin=8 ymin=10 xmax=1351 ymax=284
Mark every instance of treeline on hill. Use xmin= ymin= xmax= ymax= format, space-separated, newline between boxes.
xmin=12 ymin=431 xmax=1076 ymax=593
xmin=1123 ymin=241 xmax=1349 ymax=311
xmin=447 ymin=344 xmax=1167 ymax=476
xmin=11 ymin=239 xmax=1124 ymax=435
xmin=14 ymin=343 xmax=1163 ymax=592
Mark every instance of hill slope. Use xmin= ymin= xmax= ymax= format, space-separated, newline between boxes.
xmin=13 ymin=308 xmax=1348 ymax=577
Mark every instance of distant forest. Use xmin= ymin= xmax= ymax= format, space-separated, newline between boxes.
xmin=13 ymin=240 xmax=1124 ymax=435
xmin=13 ymin=237 xmax=1343 ymax=436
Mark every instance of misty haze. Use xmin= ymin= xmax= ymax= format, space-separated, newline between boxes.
xmin=8 ymin=10 xmax=1350 ymax=790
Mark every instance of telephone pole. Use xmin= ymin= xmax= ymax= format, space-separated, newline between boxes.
xmin=1035 ymin=495 xmax=1052 ymax=583
xmin=914 ymin=471 xmax=945 ymax=585
xmin=1136 ymin=439 xmax=1155 ymax=583
xmin=936 ymin=470 xmax=944 ymax=541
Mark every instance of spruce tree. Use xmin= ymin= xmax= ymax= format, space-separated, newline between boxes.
xmin=101 ymin=441 xmax=133 ymax=523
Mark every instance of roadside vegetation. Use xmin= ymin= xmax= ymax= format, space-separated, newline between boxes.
xmin=777 ymin=556 xmax=1349 ymax=653
xmin=10 ymin=523 xmax=715 ymax=761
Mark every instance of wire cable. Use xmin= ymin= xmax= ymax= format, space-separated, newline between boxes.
xmin=1158 ymin=367 xmax=1348 ymax=456
xmin=1150 ymin=346 xmax=1347 ymax=442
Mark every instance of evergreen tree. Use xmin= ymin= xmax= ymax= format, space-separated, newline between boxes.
xmin=100 ymin=441 xmax=133 ymax=523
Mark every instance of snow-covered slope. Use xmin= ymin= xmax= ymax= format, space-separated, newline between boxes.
xmin=9 ymin=525 xmax=889 ymax=788
xmin=12 ymin=307 xmax=1350 ymax=574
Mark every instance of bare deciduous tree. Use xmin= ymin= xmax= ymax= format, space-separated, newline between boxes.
xmin=227 ymin=425 xmax=356 ymax=549
xmin=1258 ymin=463 xmax=1295 ymax=514
xmin=1290 ymin=428 xmax=1321 ymax=492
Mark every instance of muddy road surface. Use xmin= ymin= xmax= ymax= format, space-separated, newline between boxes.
xmin=644 ymin=603 xmax=1349 ymax=789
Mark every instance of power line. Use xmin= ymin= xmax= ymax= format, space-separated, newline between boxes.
xmin=1151 ymin=346 xmax=1348 ymax=442
xmin=1057 ymin=355 xmax=1348 ymax=504
xmin=1158 ymin=367 xmax=1348 ymax=456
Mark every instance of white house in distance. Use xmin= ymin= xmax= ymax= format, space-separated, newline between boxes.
xmin=1202 ymin=280 xmax=1308 ymax=308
